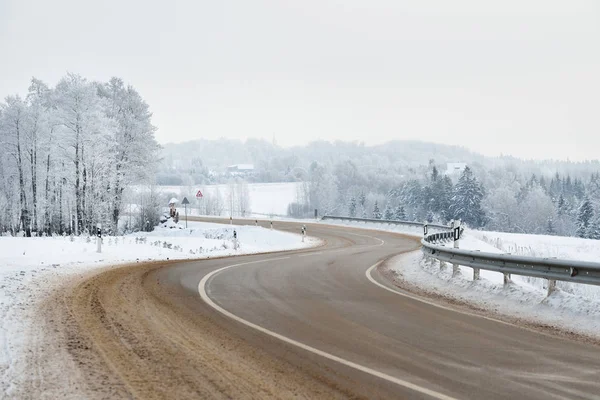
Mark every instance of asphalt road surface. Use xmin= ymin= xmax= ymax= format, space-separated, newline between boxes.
xmin=66 ymin=218 xmax=600 ymax=399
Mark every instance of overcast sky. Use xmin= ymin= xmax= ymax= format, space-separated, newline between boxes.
xmin=1 ymin=0 xmax=599 ymax=160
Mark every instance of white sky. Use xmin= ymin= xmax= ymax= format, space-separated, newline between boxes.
xmin=1 ymin=0 xmax=599 ymax=160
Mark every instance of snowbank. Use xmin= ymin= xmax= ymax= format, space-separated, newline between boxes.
xmin=389 ymin=250 xmax=600 ymax=339
xmin=388 ymin=231 xmax=600 ymax=339
xmin=452 ymin=231 xmax=600 ymax=299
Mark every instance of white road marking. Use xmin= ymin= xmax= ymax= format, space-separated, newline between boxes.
xmin=199 ymin=257 xmax=457 ymax=400
xmin=365 ymin=260 xmax=539 ymax=330
xmin=298 ymin=252 xmax=323 ymax=257
xmin=331 ymin=230 xmax=386 ymax=247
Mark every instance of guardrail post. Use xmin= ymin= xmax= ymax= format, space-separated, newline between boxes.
xmin=547 ymin=279 xmax=556 ymax=296
xmin=473 ymin=268 xmax=480 ymax=281
xmin=503 ymin=273 xmax=511 ymax=285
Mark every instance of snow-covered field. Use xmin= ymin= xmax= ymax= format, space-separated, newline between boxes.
xmin=0 ymin=221 xmax=319 ymax=396
xmin=320 ymin=218 xmax=600 ymax=338
xmin=148 ymin=182 xmax=303 ymax=216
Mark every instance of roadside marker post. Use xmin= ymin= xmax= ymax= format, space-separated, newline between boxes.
xmin=233 ymin=229 xmax=238 ymax=250
xmin=452 ymin=220 xmax=462 ymax=278
xmin=270 ymin=221 xmax=273 ymax=230
xmin=302 ymin=225 xmax=306 ymax=242
xmin=96 ymin=224 xmax=102 ymax=253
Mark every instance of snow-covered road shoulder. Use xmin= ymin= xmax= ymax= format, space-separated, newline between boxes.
xmin=0 ymin=221 xmax=320 ymax=398
xmin=387 ymin=232 xmax=600 ymax=340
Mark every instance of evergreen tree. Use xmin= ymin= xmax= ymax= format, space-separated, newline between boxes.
xmin=426 ymin=211 xmax=434 ymax=223
xmin=576 ymin=197 xmax=594 ymax=238
xmin=394 ymin=205 xmax=406 ymax=220
xmin=358 ymin=192 xmax=366 ymax=208
xmin=348 ymin=196 xmax=357 ymax=217
xmin=372 ymin=201 xmax=382 ymax=219
xmin=430 ymin=175 xmax=453 ymax=222
xmin=557 ymin=194 xmax=566 ymax=216
xmin=384 ymin=205 xmax=394 ymax=220
xmin=449 ymin=166 xmax=485 ymax=227
xmin=431 ymin=166 xmax=439 ymax=182
xmin=546 ymin=218 xmax=556 ymax=235
xmin=587 ymin=214 xmax=600 ymax=240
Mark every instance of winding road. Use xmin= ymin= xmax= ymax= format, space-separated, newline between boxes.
xmin=64 ymin=218 xmax=600 ymax=399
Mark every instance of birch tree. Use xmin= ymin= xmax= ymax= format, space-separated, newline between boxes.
xmin=97 ymin=78 xmax=159 ymax=231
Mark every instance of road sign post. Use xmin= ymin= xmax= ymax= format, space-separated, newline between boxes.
xmin=182 ymin=197 xmax=190 ymax=228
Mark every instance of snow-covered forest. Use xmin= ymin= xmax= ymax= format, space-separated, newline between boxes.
xmin=162 ymin=139 xmax=600 ymax=238
xmin=0 ymin=74 xmax=159 ymax=236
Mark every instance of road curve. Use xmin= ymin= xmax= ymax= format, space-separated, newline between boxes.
xmin=65 ymin=218 xmax=600 ymax=399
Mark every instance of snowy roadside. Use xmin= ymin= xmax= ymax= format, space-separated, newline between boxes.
xmin=316 ymin=218 xmax=424 ymax=238
xmin=387 ymin=232 xmax=600 ymax=339
xmin=0 ymin=221 xmax=320 ymax=397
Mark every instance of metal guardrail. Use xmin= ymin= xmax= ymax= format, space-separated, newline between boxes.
xmin=422 ymin=234 xmax=600 ymax=287
xmin=321 ymin=215 xmax=448 ymax=231
xmin=323 ymin=215 xmax=600 ymax=291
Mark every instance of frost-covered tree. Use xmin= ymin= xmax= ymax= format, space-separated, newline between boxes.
xmin=384 ymin=205 xmax=394 ymax=220
xmin=577 ymin=197 xmax=594 ymax=238
xmin=54 ymin=73 xmax=112 ymax=234
xmin=483 ymin=187 xmax=518 ymax=232
xmin=587 ymin=214 xmax=600 ymax=240
xmin=449 ymin=167 xmax=485 ymax=227
xmin=348 ymin=196 xmax=357 ymax=217
xmin=430 ymin=175 xmax=453 ymax=222
xmin=517 ymin=186 xmax=556 ymax=234
xmin=0 ymin=74 xmax=159 ymax=235
xmin=97 ymin=77 xmax=159 ymax=231
xmin=0 ymin=96 xmax=29 ymax=235
xmin=546 ymin=218 xmax=556 ymax=235
xmin=557 ymin=194 xmax=567 ymax=215
xmin=358 ymin=191 xmax=367 ymax=217
xmin=372 ymin=201 xmax=382 ymax=219
xmin=308 ymin=162 xmax=338 ymax=215
xmin=394 ymin=205 xmax=406 ymax=220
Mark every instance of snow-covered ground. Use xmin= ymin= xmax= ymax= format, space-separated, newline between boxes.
xmin=142 ymin=182 xmax=303 ymax=217
xmin=0 ymin=221 xmax=319 ymax=396
xmin=396 ymin=231 xmax=600 ymax=338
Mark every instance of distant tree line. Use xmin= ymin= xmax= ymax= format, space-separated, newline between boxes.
xmin=290 ymin=157 xmax=600 ymax=239
xmin=0 ymin=74 xmax=160 ymax=236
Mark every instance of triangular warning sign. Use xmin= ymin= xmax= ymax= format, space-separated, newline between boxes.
xmin=196 ymin=190 xmax=203 ymax=198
